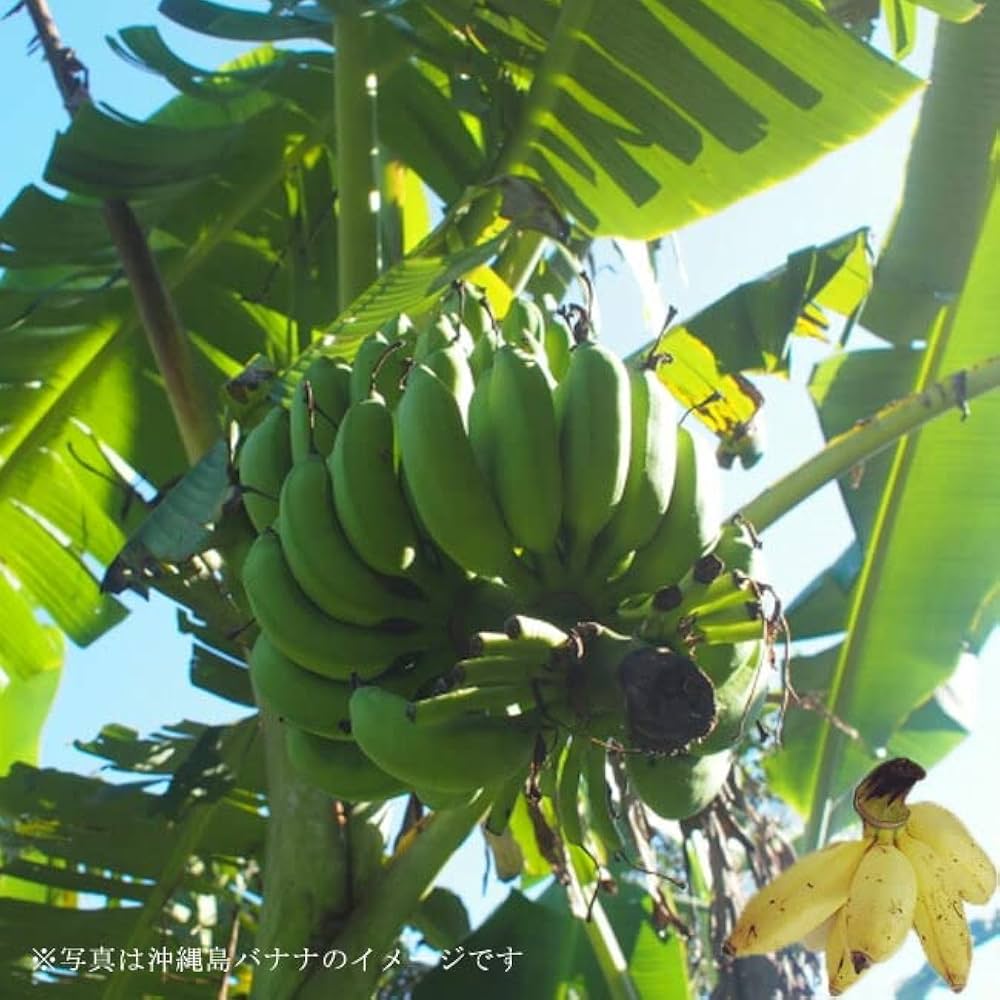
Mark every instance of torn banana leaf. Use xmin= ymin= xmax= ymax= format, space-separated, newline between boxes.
xmin=642 ymin=228 xmax=873 ymax=462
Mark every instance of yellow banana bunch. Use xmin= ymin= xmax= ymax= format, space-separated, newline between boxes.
xmin=726 ymin=758 xmax=996 ymax=995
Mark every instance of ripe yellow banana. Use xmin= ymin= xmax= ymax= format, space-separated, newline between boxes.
xmin=278 ymin=454 xmax=431 ymax=626
xmin=241 ymin=531 xmax=434 ymax=680
xmin=487 ymin=346 xmax=562 ymax=555
xmin=843 ymin=839 xmax=917 ymax=968
xmin=896 ymin=830 xmax=972 ymax=992
xmin=725 ymin=838 xmax=870 ymax=956
xmin=330 ymin=394 xmax=421 ymax=576
xmin=557 ymin=341 xmax=632 ymax=573
xmin=348 ymin=686 xmax=536 ymax=793
xmin=237 ymin=406 xmax=292 ymax=533
xmin=826 ymin=907 xmax=867 ymax=996
xmin=284 ymin=723 xmax=409 ymax=801
xmin=396 ymin=362 xmax=535 ymax=591
xmin=905 ymin=801 xmax=997 ymax=905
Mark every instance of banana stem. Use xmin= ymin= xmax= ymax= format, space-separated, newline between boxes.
xmin=297 ymin=795 xmax=488 ymax=1000
xmin=735 ymin=353 xmax=1000 ymax=533
xmin=22 ymin=0 xmax=217 ymax=463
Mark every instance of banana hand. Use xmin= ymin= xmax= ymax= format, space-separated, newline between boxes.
xmin=725 ymin=838 xmax=870 ymax=957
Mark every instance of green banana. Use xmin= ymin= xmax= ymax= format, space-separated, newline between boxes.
xmin=285 ymin=724 xmax=409 ymax=801
xmin=487 ymin=346 xmax=562 ymax=555
xmin=501 ymin=298 xmax=546 ymax=351
xmin=249 ymin=633 xmax=352 ymax=739
xmin=413 ymin=313 xmax=473 ymax=364
xmin=467 ymin=365 xmax=496 ymax=481
xmin=396 ymin=362 xmax=536 ymax=591
xmin=349 ymin=330 xmax=409 ymax=405
xmin=627 ymin=749 xmax=733 ymax=820
xmin=237 ymin=407 xmax=292 ymax=533
xmin=582 ymin=741 xmax=625 ymax=863
xmin=557 ymin=341 xmax=632 ymax=573
xmin=630 ymin=521 xmax=768 ymax=638
xmin=485 ymin=769 xmax=527 ymax=836
xmin=349 ymin=686 xmax=537 ymax=793
xmin=459 ymin=286 xmax=495 ymax=343
xmin=543 ymin=315 xmax=574 ymax=382
xmin=690 ymin=639 xmax=768 ymax=755
xmin=449 ymin=652 xmax=556 ymax=688
xmin=278 ymin=454 xmax=431 ymax=626
xmin=605 ymin=426 xmax=722 ymax=605
xmin=423 ymin=342 xmax=476 ymax=420
xmin=330 ymin=394 xmax=421 ymax=576
xmin=407 ymin=682 xmax=543 ymax=726
xmin=555 ymin=732 xmax=586 ymax=848
xmin=289 ymin=356 xmax=352 ymax=461
xmin=511 ymin=614 xmax=572 ymax=645
xmin=586 ymin=368 xmax=677 ymax=583
xmin=242 ymin=531 xmax=433 ymax=680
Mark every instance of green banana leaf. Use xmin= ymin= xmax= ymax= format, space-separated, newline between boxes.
xmin=861 ymin=2 xmax=1000 ymax=341
xmin=0 ymin=670 xmax=62 ymax=777
xmin=413 ymin=884 xmax=691 ymax=1000
xmin=0 ymin=717 xmax=264 ymax=993
xmin=767 ymin=150 xmax=1000 ymax=844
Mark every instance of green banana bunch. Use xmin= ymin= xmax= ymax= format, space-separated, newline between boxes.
xmin=237 ymin=407 xmax=293 ymax=533
xmin=241 ymin=530 xmax=434 ymax=680
xmin=349 ymin=686 xmax=538 ymax=794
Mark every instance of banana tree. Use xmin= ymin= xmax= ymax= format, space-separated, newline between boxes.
xmin=0 ymin=1 xmax=997 ymax=997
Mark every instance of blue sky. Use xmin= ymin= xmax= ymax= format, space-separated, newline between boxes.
xmin=1 ymin=3 xmax=996 ymax=997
